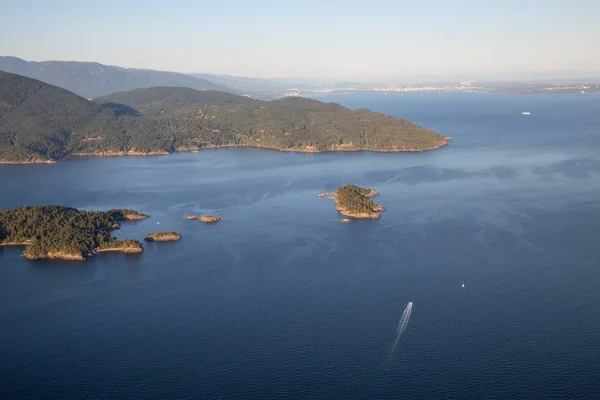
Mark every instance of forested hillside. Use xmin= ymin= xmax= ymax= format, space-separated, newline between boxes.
xmin=0 ymin=72 xmax=448 ymax=163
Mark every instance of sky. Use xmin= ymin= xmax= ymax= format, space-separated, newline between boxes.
xmin=0 ymin=0 xmax=599 ymax=80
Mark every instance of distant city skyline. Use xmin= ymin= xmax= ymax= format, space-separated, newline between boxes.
xmin=1 ymin=0 xmax=599 ymax=80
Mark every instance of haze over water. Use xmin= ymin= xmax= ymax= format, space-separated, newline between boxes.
xmin=1 ymin=92 xmax=600 ymax=399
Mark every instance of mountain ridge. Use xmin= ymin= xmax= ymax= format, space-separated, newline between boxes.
xmin=0 ymin=56 xmax=230 ymax=98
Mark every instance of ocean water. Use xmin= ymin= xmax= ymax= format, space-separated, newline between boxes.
xmin=1 ymin=92 xmax=600 ymax=399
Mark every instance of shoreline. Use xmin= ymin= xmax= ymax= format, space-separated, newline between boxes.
xmin=23 ymin=251 xmax=85 ymax=261
xmin=0 ymin=160 xmax=56 ymax=165
xmin=0 ymin=137 xmax=450 ymax=164
xmin=0 ymin=241 xmax=32 ymax=246
xmin=2 ymin=243 xmax=143 ymax=260
xmin=95 ymin=247 xmax=143 ymax=254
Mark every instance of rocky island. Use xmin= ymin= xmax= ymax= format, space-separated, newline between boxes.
xmin=109 ymin=209 xmax=149 ymax=221
xmin=186 ymin=215 xmax=220 ymax=222
xmin=332 ymin=184 xmax=385 ymax=219
xmin=199 ymin=216 xmax=220 ymax=223
xmin=0 ymin=206 xmax=145 ymax=260
xmin=144 ymin=232 xmax=182 ymax=242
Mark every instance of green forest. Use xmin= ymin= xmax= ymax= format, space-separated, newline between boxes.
xmin=0 ymin=71 xmax=448 ymax=163
xmin=0 ymin=205 xmax=143 ymax=259
xmin=334 ymin=184 xmax=383 ymax=214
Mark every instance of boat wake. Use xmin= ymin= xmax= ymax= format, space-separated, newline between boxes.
xmin=388 ymin=301 xmax=413 ymax=361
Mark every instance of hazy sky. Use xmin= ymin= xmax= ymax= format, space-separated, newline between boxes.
xmin=1 ymin=0 xmax=598 ymax=79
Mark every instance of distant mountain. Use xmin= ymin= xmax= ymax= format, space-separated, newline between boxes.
xmin=0 ymin=56 xmax=229 ymax=99
xmin=188 ymin=73 xmax=295 ymax=98
xmin=190 ymin=73 xmax=290 ymax=90
xmin=0 ymin=72 xmax=448 ymax=164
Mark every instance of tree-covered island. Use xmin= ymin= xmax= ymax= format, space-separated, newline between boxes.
xmin=0 ymin=206 xmax=145 ymax=260
xmin=144 ymin=232 xmax=182 ymax=242
xmin=332 ymin=184 xmax=384 ymax=219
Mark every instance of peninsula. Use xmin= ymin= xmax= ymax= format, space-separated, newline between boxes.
xmin=0 ymin=206 xmax=144 ymax=260
xmin=332 ymin=184 xmax=384 ymax=219
xmin=0 ymin=71 xmax=448 ymax=164
xmin=109 ymin=209 xmax=149 ymax=221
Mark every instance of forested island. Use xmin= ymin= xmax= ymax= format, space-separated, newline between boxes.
xmin=145 ymin=232 xmax=182 ymax=242
xmin=0 ymin=206 xmax=145 ymax=260
xmin=0 ymin=71 xmax=448 ymax=163
xmin=332 ymin=184 xmax=384 ymax=219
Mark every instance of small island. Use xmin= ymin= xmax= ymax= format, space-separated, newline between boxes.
xmin=199 ymin=216 xmax=221 ymax=223
xmin=108 ymin=209 xmax=149 ymax=221
xmin=332 ymin=184 xmax=384 ymax=219
xmin=144 ymin=232 xmax=182 ymax=242
xmin=186 ymin=215 xmax=220 ymax=223
xmin=0 ymin=206 xmax=145 ymax=260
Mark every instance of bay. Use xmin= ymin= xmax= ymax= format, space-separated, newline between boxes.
xmin=1 ymin=92 xmax=600 ymax=399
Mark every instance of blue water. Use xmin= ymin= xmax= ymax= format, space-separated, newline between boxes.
xmin=1 ymin=92 xmax=600 ymax=399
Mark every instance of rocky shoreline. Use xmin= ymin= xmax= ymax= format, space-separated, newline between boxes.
xmin=0 ymin=240 xmax=32 ymax=246
xmin=95 ymin=244 xmax=144 ymax=254
xmin=72 ymin=150 xmax=170 ymax=157
xmin=0 ymin=159 xmax=56 ymax=165
xmin=186 ymin=215 xmax=221 ymax=223
xmin=23 ymin=251 xmax=85 ymax=261
xmin=1 ymin=138 xmax=450 ymax=165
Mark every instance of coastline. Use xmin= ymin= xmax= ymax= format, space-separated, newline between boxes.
xmin=23 ymin=251 xmax=85 ymax=261
xmin=95 ymin=247 xmax=143 ymax=254
xmin=0 ymin=160 xmax=56 ymax=165
xmin=0 ymin=240 xmax=32 ymax=246
xmin=1 ymin=137 xmax=450 ymax=164
xmin=2 ymin=242 xmax=143 ymax=260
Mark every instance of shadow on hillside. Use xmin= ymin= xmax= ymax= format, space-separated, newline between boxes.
xmin=101 ymin=102 xmax=141 ymax=116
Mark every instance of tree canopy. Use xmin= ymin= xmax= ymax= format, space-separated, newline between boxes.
xmin=334 ymin=184 xmax=383 ymax=215
xmin=0 ymin=205 xmax=143 ymax=259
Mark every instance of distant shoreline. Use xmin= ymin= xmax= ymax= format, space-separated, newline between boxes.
xmin=0 ymin=160 xmax=56 ymax=165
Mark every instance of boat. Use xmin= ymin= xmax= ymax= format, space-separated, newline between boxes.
xmin=522 ymin=111 xmax=531 ymax=115
xmin=461 ymin=281 xmax=465 ymax=288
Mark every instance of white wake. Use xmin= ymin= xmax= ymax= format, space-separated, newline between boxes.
xmin=389 ymin=301 xmax=413 ymax=360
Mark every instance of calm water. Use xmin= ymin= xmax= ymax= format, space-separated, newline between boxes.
xmin=2 ymin=92 xmax=600 ymax=399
